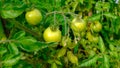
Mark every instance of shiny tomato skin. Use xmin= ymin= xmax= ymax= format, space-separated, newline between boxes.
xmin=43 ymin=27 xmax=61 ymax=42
xmin=25 ymin=9 xmax=42 ymax=25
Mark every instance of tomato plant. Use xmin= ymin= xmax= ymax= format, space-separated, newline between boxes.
xmin=0 ymin=0 xmax=120 ymax=68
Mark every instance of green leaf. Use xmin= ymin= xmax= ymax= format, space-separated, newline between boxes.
xmin=55 ymin=60 xmax=62 ymax=65
xmin=103 ymin=54 xmax=110 ymax=68
xmin=89 ymin=50 xmax=96 ymax=58
xmin=95 ymin=1 xmax=103 ymax=11
xmin=67 ymin=51 xmax=78 ymax=65
xmin=0 ymin=46 xmax=7 ymax=56
xmin=13 ymin=60 xmax=33 ymax=68
xmin=98 ymin=36 xmax=106 ymax=53
xmin=8 ymin=43 xmax=19 ymax=55
xmin=109 ymin=44 xmax=115 ymax=51
xmin=57 ymin=47 xmax=66 ymax=58
xmin=113 ymin=17 xmax=120 ymax=34
xmin=2 ymin=54 xmax=21 ymax=66
xmin=36 ymin=41 xmax=58 ymax=50
xmin=79 ymin=55 xmax=98 ymax=67
xmin=1 ymin=2 xmax=26 ymax=19
xmin=71 ymin=1 xmax=79 ymax=12
xmin=88 ymin=14 xmax=101 ymax=21
xmin=19 ymin=37 xmax=58 ymax=52
xmin=103 ymin=12 xmax=117 ymax=19
xmin=109 ymin=51 xmax=118 ymax=58
xmin=74 ymin=44 xmax=79 ymax=54
xmin=12 ymin=31 xmax=26 ymax=39
xmin=103 ymin=2 xmax=110 ymax=10
xmin=19 ymin=37 xmax=39 ymax=52
xmin=51 ymin=63 xmax=57 ymax=68
xmin=1 ymin=10 xmax=24 ymax=19
xmin=47 ymin=59 xmax=54 ymax=64
xmin=79 ymin=0 xmax=84 ymax=4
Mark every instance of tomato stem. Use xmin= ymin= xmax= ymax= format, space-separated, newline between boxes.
xmin=54 ymin=11 xmax=56 ymax=27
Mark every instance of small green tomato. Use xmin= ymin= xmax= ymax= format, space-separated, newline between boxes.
xmin=25 ymin=9 xmax=42 ymax=25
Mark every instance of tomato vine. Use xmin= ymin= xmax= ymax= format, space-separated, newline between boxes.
xmin=0 ymin=0 xmax=120 ymax=68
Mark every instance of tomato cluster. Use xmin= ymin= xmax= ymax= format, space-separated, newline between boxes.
xmin=25 ymin=8 xmax=103 ymax=66
xmin=25 ymin=8 xmax=62 ymax=42
xmin=1 ymin=0 xmax=119 ymax=67
xmin=25 ymin=8 xmax=102 ymax=44
xmin=71 ymin=17 xmax=102 ymax=43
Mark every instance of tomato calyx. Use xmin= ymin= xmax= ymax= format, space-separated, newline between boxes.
xmin=50 ymin=26 xmax=59 ymax=32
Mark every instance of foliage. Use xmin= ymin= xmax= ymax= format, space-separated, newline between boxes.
xmin=0 ymin=0 xmax=120 ymax=68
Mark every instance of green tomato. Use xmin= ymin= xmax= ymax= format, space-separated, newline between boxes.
xmin=43 ymin=27 xmax=61 ymax=42
xmin=91 ymin=21 xmax=102 ymax=32
xmin=25 ymin=9 xmax=42 ymax=25
xmin=71 ymin=18 xmax=86 ymax=32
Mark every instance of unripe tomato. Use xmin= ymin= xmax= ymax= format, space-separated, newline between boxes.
xmin=43 ymin=27 xmax=61 ymax=42
xmin=71 ymin=17 xmax=86 ymax=32
xmin=25 ymin=9 xmax=42 ymax=25
xmin=91 ymin=21 xmax=102 ymax=32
